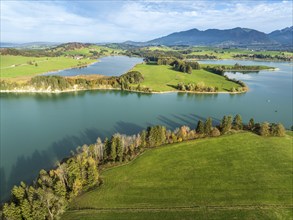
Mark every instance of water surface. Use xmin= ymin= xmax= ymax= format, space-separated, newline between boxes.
xmin=45 ymin=56 xmax=143 ymax=76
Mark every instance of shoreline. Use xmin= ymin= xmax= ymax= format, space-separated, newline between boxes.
xmin=0 ymin=86 xmax=248 ymax=95
xmin=195 ymin=58 xmax=293 ymax=63
xmin=41 ymin=59 xmax=99 ymax=76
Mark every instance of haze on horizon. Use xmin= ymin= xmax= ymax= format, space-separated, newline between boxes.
xmin=0 ymin=0 xmax=292 ymax=43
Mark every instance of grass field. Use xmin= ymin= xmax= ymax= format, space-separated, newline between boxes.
xmin=0 ymin=55 xmax=96 ymax=79
xmin=144 ymin=46 xmax=293 ymax=59
xmin=53 ymin=45 xmax=124 ymax=57
xmin=132 ymin=64 xmax=241 ymax=92
xmin=188 ymin=48 xmax=293 ymax=59
xmin=62 ymin=132 xmax=293 ymax=220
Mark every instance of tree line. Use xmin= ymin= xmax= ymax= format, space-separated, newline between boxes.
xmin=203 ymin=63 xmax=269 ymax=76
xmin=1 ymin=114 xmax=287 ymax=219
xmin=233 ymin=54 xmax=292 ymax=61
xmin=177 ymin=82 xmax=218 ymax=92
xmin=0 ymin=71 xmax=152 ymax=93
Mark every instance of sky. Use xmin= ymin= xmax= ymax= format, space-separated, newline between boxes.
xmin=1 ymin=0 xmax=292 ymax=43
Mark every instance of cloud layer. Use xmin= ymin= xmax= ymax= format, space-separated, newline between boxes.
xmin=1 ymin=0 xmax=292 ymax=43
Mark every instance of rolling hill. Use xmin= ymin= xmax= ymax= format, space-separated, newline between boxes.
xmin=62 ymin=132 xmax=293 ymax=220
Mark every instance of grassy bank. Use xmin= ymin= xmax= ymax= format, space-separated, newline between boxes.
xmin=62 ymin=132 xmax=293 ymax=219
xmin=132 ymin=63 xmax=242 ymax=92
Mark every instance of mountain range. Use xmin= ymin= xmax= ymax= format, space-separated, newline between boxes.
xmin=125 ymin=27 xmax=293 ymax=47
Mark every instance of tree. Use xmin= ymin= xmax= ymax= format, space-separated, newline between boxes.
xmin=103 ymin=137 xmax=110 ymax=161
xmin=271 ymin=123 xmax=285 ymax=137
xmin=86 ymin=157 xmax=99 ymax=187
xmin=248 ymin=118 xmax=255 ymax=130
xmin=2 ymin=202 xmax=22 ymax=220
xmin=140 ymin=130 xmax=147 ymax=148
xmin=259 ymin=122 xmax=270 ymax=136
xmin=114 ymin=134 xmax=124 ymax=162
xmin=196 ymin=120 xmax=204 ymax=134
xmin=110 ymin=136 xmax=117 ymax=161
xmin=204 ymin=117 xmax=213 ymax=135
xmin=177 ymin=126 xmax=190 ymax=140
xmin=233 ymin=114 xmax=243 ymax=130
xmin=186 ymin=64 xmax=192 ymax=74
xmin=147 ymin=125 xmax=166 ymax=147
xmin=220 ymin=115 xmax=232 ymax=134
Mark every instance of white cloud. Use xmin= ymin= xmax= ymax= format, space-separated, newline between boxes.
xmin=0 ymin=0 xmax=292 ymax=43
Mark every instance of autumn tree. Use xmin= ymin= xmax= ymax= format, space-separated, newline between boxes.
xmin=259 ymin=122 xmax=270 ymax=136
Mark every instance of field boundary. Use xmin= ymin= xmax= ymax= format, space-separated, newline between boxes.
xmin=68 ymin=204 xmax=293 ymax=212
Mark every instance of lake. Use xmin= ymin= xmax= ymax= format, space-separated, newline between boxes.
xmin=45 ymin=56 xmax=144 ymax=76
xmin=0 ymin=58 xmax=292 ymax=201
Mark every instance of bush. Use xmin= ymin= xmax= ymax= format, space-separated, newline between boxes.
xmin=259 ymin=122 xmax=270 ymax=136
xmin=211 ymin=127 xmax=221 ymax=137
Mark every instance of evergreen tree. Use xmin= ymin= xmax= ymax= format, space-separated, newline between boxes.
xmin=233 ymin=114 xmax=243 ymax=130
xmin=110 ymin=136 xmax=117 ymax=161
xmin=115 ymin=134 xmax=124 ymax=162
xmin=86 ymin=157 xmax=99 ymax=187
xmin=248 ymin=118 xmax=255 ymax=130
xmin=186 ymin=64 xmax=192 ymax=74
xmin=204 ymin=117 xmax=213 ymax=135
xmin=147 ymin=126 xmax=166 ymax=147
xmin=220 ymin=115 xmax=232 ymax=134
xmin=140 ymin=130 xmax=147 ymax=148
xmin=196 ymin=120 xmax=204 ymax=134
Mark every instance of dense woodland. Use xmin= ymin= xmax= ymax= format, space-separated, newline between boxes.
xmin=1 ymin=114 xmax=287 ymax=220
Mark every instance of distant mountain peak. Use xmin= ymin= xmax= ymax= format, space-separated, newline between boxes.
xmin=145 ymin=27 xmax=274 ymax=46
xmin=268 ymin=26 xmax=292 ymax=45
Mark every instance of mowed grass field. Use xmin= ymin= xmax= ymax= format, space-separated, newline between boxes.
xmin=62 ymin=132 xmax=293 ymax=220
xmin=0 ymin=55 xmax=96 ymax=79
xmin=132 ymin=64 xmax=241 ymax=92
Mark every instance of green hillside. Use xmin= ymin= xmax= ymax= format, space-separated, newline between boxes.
xmin=132 ymin=64 xmax=241 ymax=92
xmin=0 ymin=55 xmax=95 ymax=79
xmin=62 ymin=132 xmax=293 ymax=220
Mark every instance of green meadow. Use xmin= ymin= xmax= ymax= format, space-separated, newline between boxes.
xmin=0 ymin=55 xmax=96 ymax=79
xmin=62 ymin=132 xmax=293 ymax=220
xmin=144 ymin=46 xmax=293 ymax=59
xmin=56 ymin=45 xmax=124 ymax=57
xmin=132 ymin=63 xmax=241 ymax=92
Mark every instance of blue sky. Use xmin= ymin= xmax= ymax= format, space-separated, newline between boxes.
xmin=1 ymin=0 xmax=292 ymax=43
